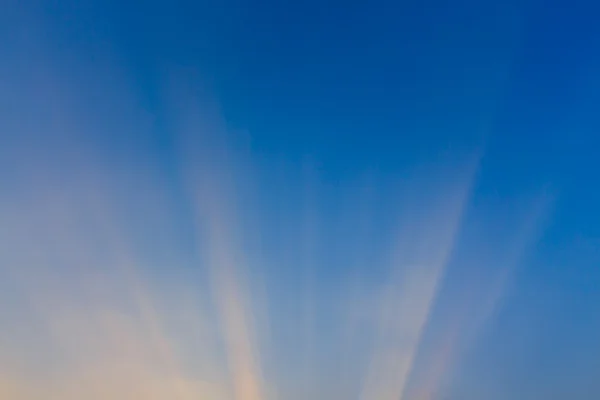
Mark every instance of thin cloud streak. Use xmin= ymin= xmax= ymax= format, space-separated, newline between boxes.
xmin=360 ymin=159 xmax=480 ymax=400
xmin=181 ymin=108 xmax=268 ymax=400
xmin=410 ymin=192 xmax=552 ymax=400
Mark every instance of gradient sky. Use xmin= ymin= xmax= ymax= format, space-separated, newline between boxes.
xmin=2 ymin=1 xmax=600 ymax=399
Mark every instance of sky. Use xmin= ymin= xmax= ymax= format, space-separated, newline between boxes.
xmin=1 ymin=0 xmax=600 ymax=399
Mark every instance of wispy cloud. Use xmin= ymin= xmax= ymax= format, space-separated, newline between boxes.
xmin=359 ymin=159 xmax=480 ymax=400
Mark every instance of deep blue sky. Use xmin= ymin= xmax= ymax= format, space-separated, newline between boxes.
xmin=3 ymin=0 xmax=600 ymax=399
xmin=32 ymin=0 xmax=600 ymax=198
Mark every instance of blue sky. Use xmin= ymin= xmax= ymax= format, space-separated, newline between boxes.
xmin=2 ymin=1 xmax=600 ymax=399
